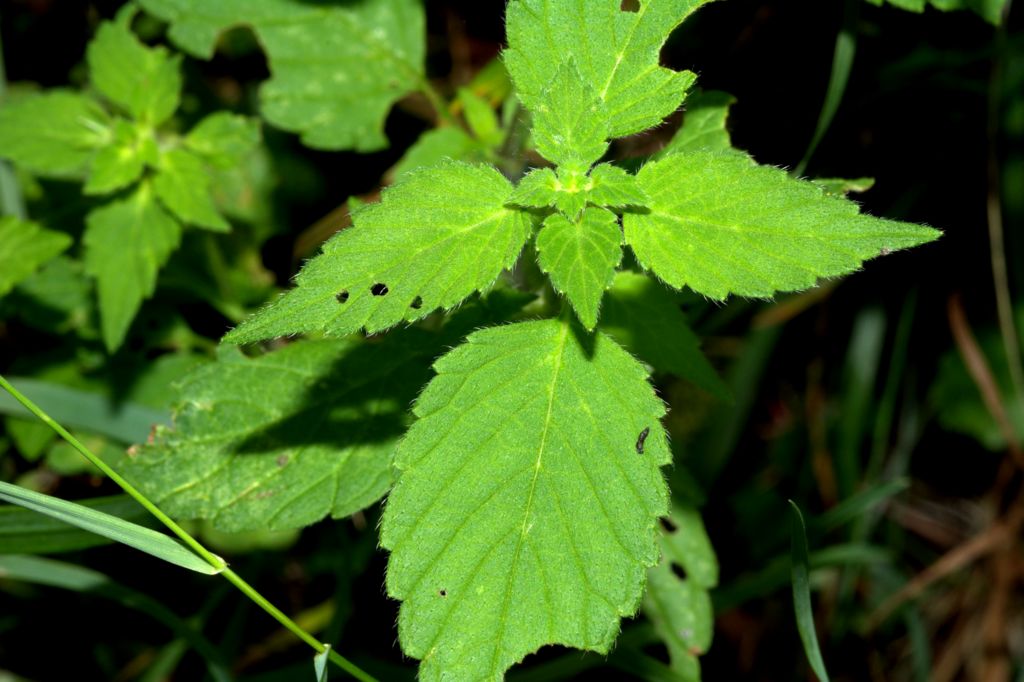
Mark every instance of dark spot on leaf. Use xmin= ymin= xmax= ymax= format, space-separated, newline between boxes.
xmin=276 ymin=455 xmax=289 ymax=467
xmin=439 ymin=589 xmax=447 ymax=597
xmin=635 ymin=427 xmax=650 ymax=454
xmin=371 ymin=283 xmax=389 ymax=296
xmin=670 ymin=562 xmax=688 ymax=582
xmin=410 ymin=296 xmax=423 ymax=310
xmin=659 ymin=516 xmax=677 ymax=533
xmin=621 ymin=0 xmax=640 ymax=11
xmin=336 ymin=290 xmax=349 ymax=303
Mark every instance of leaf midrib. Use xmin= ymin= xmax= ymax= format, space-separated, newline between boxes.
xmin=489 ymin=320 xmax=570 ymax=674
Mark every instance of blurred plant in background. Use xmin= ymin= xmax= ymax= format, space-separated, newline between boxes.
xmin=0 ymin=0 xmax=1020 ymax=680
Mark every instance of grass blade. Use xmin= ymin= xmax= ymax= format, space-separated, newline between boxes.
xmin=0 ymin=481 xmax=219 ymax=574
xmin=789 ymin=501 xmax=831 ymax=682
xmin=0 ymin=494 xmax=151 ymax=554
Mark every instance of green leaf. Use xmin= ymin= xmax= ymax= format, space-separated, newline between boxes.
xmin=643 ymin=505 xmax=717 ymax=680
xmin=0 ymin=481 xmax=218 ymax=574
xmin=599 ymin=272 xmax=730 ymax=400
xmin=0 ymin=494 xmax=150 ymax=554
xmin=184 ymin=112 xmax=261 ymax=168
xmin=225 ymin=161 xmax=533 ymax=343
xmin=587 ymin=164 xmax=650 ymax=209
xmin=83 ymin=119 xmax=152 ymax=195
xmin=381 ymin=319 xmax=670 ymax=680
xmin=624 ymin=151 xmax=941 ymax=300
xmin=139 ymin=0 xmax=425 ymax=151
xmin=508 ymin=164 xmax=649 ymax=219
xmin=789 ymin=501 xmax=831 ymax=682
xmin=508 ymin=167 xmax=560 ymax=208
xmin=536 ymin=207 xmax=622 ymax=329
xmin=0 ymin=217 xmax=71 ymax=298
xmin=458 ymin=88 xmax=502 ymax=147
xmin=660 ymin=89 xmax=736 ymax=156
xmin=83 ymin=185 xmax=183 ymax=351
xmin=87 ymin=21 xmax=182 ymax=125
xmin=153 ymin=148 xmax=230 ymax=232
xmin=391 ymin=127 xmax=484 ymax=180
xmin=117 ymin=336 xmax=431 ymax=531
xmin=865 ymin=0 xmax=1009 ymax=23
xmin=530 ymin=60 xmax=610 ymax=168
xmin=504 ymin=0 xmax=711 ymax=141
xmin=0 ymin=91 xmax=110 ymax=176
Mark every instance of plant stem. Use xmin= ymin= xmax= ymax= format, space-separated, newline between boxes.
xmin=0 ymin=374 xmax=378 ymax=682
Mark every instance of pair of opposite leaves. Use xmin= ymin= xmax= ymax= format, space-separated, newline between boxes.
xmin=209 ymin=0 xmax=939 ymax=679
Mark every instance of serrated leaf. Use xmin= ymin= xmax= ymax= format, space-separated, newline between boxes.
xmin=381 ymin=319 xmax=670 ymax=680
xmin=623 ymin=151 xmax=941 ymax=300
xmin=83 ymin=185 xmax=182 ymax=351
xmin=139 ymin=0 xmax=424 ymax=151
xmin=87 ymin=21 xmax=182 ymax=125
xmin=587 ymin=164 xmax=650 ymax=209
xmin=117 ymin=336 xmax=431 ymax=532
xmin=531 ymin=60 xmax=610 ymax=168
xmin=153 ymin=148 xmax=230 ymax=232
xmin=600 ymin=271 xmax=729 ymax=400
xmin=660 ymin=89 xmax=735 ymax=156
xmin=225 ymin=161 xmax=533 ymax=343
xmin=504 ymin=0 xmax=712 ymax=141
xmin=83 ymin=119 xmax=149 ymax=195
xmin=643 ymin=505 xmax=717 ymax=681
xmin=508 ymin=164 xmax=648 ymax=218
xmin=537 ymin=208 xmax=622 ymax=329
xmin=0 ymin=217 xmax=72 ymax=298
xmin=0 ymin=91 xmax=110 ymax=176
xmin=508 ymin=167 xmax=560 ymax=209
xmin=185 ymin=112 xmax=261 ymax=168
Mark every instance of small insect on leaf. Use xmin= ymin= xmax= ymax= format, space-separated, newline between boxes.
xmin=635 ymin=426 xmax=650 ymax=454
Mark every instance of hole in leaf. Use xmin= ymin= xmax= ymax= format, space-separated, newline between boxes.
xmin=635 ymin=426 xmax=650 ymax=454
xmin=670 ymin=562 xmax=688 ymax=582
xmin=370 ymin=283 xmax=389 ymax=296
xmin=659 ymin=517 xmax=678 ymax=533
xmin=410 ymin=296 xmax=423 ymax=310
xmin=439 ymin=589 xmax=447 ymax=597
xmin=335 ymin=290 xmax=350 ymax=303
xmin=621 ymin=0 xmax=640 ymax=11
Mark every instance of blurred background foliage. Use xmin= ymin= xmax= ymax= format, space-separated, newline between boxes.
xmin=0 ymin=0 xmax=1022 ymax=680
